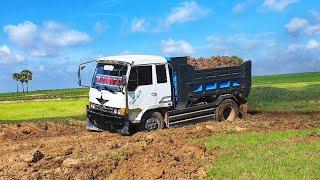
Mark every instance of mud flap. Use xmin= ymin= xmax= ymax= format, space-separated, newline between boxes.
xmin=118 ymin=122 xmax=131 ymax=136
xmin=239 ymin=103 xmax=248 ymax=119
xmin=86 ymin=118 xmax=104 ymax=132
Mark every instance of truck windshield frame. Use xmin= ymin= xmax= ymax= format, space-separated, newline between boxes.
xmin=91 ymin=63 xmax=128 ymax=93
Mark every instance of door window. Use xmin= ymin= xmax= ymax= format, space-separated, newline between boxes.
xmin=128 ymin=65 xmax=153 ymax=91
xmin=156 ymin=65 xmax=167 ymax=84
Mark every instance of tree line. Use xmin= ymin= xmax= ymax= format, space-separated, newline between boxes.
xmin=12 ymin=70 xmax=33 ymax=93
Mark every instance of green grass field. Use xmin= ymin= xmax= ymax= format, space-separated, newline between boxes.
xmin=0 ymin=99 xmax=87 ymax=122
xmin=0 ymin=88 xmax=88 ymax=123
xmin=249 ymin=72 xmax=320 ymax=112
xmin=0 ymin=88 xmax=87 ymax=101
xmin=203 ymin=72 xmax=320 ymax=179
xmin=205 ymin=127 xmax=320 ymax=179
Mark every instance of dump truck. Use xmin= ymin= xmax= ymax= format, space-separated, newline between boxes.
xmin=78 ymin=55 xmax=251 ymax=135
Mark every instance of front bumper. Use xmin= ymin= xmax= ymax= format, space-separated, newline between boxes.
xmin=86 ymin=107 xmax=126 ymax=125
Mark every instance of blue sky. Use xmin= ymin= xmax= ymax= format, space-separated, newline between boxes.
xmin=0 ymin=0 xmax=319 ymax=92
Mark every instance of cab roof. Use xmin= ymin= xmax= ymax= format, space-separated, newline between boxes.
xmin=98 ymin=55 xmax=168 ymax=65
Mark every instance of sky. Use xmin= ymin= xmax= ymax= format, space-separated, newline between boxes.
xmin=0 ymin=0 xmax=319 ymax=93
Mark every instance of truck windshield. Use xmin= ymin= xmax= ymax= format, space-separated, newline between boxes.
xmin=92 ymin=63 xmax=127 ymax=92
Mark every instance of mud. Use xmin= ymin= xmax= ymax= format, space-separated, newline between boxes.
xmin=188 ymin=56 xmax=243 ymax=70
xmin=0 ymin=112 xmax=320 ymax=179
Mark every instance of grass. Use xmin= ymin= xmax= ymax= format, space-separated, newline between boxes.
xmin=0 ymin=98 xmax=87 ymax=122
xmin=0 ymin=88 xmax=87 ymax=101
xmin=249 ymin=72 xmax=320 ymax=112
xmin=253 ymin=72 xmax=320 ymax=84
xmin=204 ymin=127 xmax=320 ymax=179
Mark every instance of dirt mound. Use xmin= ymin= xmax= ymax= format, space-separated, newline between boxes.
xmin=0 ymin=112 xmax=320 ymax=179
xmin=188 ymin=56 xmax=243 ymax=70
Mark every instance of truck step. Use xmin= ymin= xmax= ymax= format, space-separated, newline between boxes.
xmin=169 ymin=114 xmax=214 ymax=128
xmin=167 ymin=105 xmax=215 ymax=128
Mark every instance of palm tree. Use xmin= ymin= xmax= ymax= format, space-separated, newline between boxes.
xmin=19 ymin=72 xmax=25 ymax=93
xmin=12 ymin=73 xmax=20 ymax=93
xmin=21 ymin=70 xmax=33 ymax=93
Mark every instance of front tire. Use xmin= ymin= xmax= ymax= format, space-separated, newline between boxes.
xmin=215 ymin=99 xmax=239 ymax=122
xmin=144 ymin=112 xmax=164 ymax=131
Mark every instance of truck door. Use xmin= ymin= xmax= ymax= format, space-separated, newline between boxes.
xmin=154 ymin=64 xmax=172 ymax=107
xmin=127 ymin=65 xmax=157 ymax=114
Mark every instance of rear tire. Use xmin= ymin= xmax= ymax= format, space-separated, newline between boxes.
xmin=215 ymin=99 xmax=239 ymax=122
xmin=144 ymin=112 xmax=164 ymax=131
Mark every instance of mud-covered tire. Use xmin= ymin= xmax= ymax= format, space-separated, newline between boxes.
xmin=215 ymin=99 xmax=239 ymax=122
xmin=144 ymin=112 xmax=164 ymax=131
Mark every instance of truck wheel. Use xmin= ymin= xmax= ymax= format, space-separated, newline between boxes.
xmin=144 ymin=112 xmax=164 ymax=131
xmin=215 ymin=99 xmax=239 ymax=122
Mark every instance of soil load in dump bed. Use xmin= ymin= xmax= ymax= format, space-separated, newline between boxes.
xmin=187 ymin=56 xmax=243 ymax=70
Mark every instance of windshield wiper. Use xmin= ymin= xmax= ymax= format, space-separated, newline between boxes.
xmin=93 ymin=83 xmax=116 ymax=94
xmin=104 ymin=86 xmax=116 ymax=94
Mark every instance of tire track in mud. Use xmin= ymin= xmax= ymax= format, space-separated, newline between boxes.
xmin=0 ymin=112 xmax=320 ymax=179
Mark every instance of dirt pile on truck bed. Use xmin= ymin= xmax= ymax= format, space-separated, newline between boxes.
xmin=188 ymin=56 xmax=243 ymax=69
xmin=0 ymin=112 xmax=320 ymax=179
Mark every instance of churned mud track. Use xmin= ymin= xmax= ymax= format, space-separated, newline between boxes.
xmin=0 ymin=112 xmax=320 ymax=179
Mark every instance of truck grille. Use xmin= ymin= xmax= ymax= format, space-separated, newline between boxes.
xmin=93 ymin=104 xmax=114 ymax=114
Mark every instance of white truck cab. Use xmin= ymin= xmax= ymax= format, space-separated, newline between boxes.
xmin=80 ymin=55 xmax=173 ymax=133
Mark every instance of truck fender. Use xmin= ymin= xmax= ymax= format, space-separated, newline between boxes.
xmin=215 ymin=94 xmax=239 ymax=107
xmin=141 ymin=108 xmax=168 ymax=122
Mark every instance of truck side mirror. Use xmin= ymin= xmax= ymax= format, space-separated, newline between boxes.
xmin=78 ymin=60 xmax=97 ymax=87
xmin=80 ymin=65 xmax=86 ymax=71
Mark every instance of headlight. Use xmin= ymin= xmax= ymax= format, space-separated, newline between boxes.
xmin=113 ymin=108 xmax=126 ymax=116
xmin=113 ymin=108 xmax=119 ymax=115
xmin=89 ymin=103 xmax=98 ymax=109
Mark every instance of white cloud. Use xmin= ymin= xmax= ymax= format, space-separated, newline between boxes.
xmin=285 ymin=18 xmax=308 ymax=34
xmin=310 ymin=10 xmax=320 ymax=22
xmin=267 ymin=41 xmax=277 ymax=48
xmin=287 ymin=40 xmax=320 ymax=52
xmin=38 ymin=65 xmax=45 ymax=72
xmin=94 ymin=22 xmax=108 ymax=34
xmin=3 ymin=21 xmax=91 ymax=57
xmin=286 ymin=39 xmax=320 ymax=51
xmin=233 ymin=3 xmax=246 ymax=14
xmin=306 ymin=39 xmax=320 ymax=49
xmin=165 ymin=1 xmax=209 ymax=27
xmin=305 ymin=24 xmax=320 ymax=35
xmin=128 ymin=1 xmax=209 ymax=32
xmin=120 ymin=50 xmax=133 ymax=55
xmin=0 ymin=45 xmax=24 ymax=64
xmin=131 ymin=18 xmax=148 ymax=32
xmin=285 ymin=17 xmax=320 ymax=36
xmin=66 ymin=65 xmax=77 ymax=73
xmin=262 ymin=0 xmax=298 ymax=12
xmin=161 ymin=39 xmax=194 ymax=56
xmin=205 ymin=33 xmax=276 ymax=56
xmin=287 ymin=43 xmax=303 ymax=53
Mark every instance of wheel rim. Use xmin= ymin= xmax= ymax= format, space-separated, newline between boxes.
xmin=223 ymin=107 xmax=236 ymax=121
xmin=145 ymin=117 xmax=158 ymax=131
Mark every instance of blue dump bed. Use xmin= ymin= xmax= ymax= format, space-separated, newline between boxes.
xmin=169 ymin=57 xmax=252 ymax=109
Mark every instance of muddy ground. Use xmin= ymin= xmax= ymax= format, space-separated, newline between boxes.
xmin=1 ymin=112 xmax=320 ymax=180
